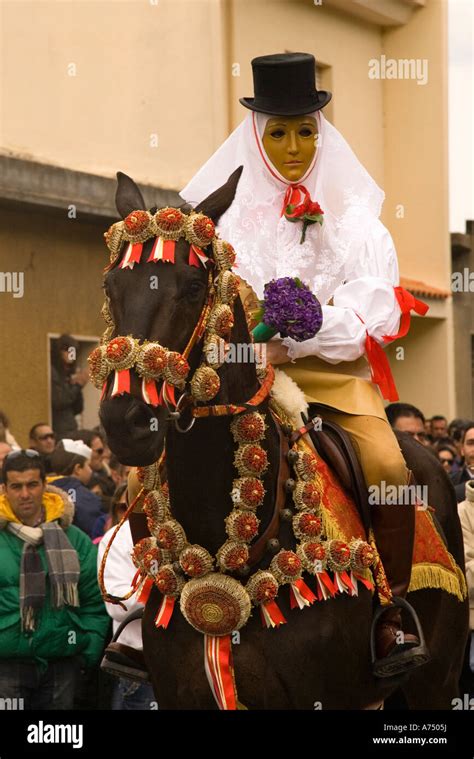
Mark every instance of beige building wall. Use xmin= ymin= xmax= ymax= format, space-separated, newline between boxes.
xmin=382 ymin=0 xmax=454 ymax=416
xmin=0 ymin=0 xmax=230 ymax=189
xmin=0 ymin=206 xmax=104 ymax=444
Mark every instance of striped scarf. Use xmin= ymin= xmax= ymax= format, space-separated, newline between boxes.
xmin=7 ymin=519 xmax=80 ymax=632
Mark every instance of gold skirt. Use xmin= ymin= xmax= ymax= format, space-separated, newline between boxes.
xmin=279 ymin=355 xmax=387 ymax=420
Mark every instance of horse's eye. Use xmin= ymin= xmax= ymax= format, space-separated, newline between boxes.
xmin=187 ymin=281 xmax=204 ymax=296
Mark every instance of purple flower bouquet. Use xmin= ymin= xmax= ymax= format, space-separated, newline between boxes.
xmin=251 ymin=277 xmax=323 ymax=343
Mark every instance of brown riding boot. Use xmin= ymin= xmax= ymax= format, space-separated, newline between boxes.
xmin=370 ymin=470 xmax=430 ymax=677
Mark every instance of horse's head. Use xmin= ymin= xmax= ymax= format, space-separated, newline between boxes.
xmin=96 ymin=166 xmax=244 ymax=465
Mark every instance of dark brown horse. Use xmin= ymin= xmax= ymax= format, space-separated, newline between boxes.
xmin=99 ymin=169 xmax=468 ymax=709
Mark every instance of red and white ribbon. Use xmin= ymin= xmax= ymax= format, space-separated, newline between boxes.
xmin=120 ymin=242 xmax=144 ymax=269
xmin=111 ymin=369 xmax=131 ymax=397
xmin=154 ymin=596 xmax=175 ymax=629
xmin=141 ymin=377 xmax=161 ymax=406
xmin=204 ymin=635 xmax=238 ymax=711
xmin=260 ymin=600 xmax=287 ymax=628
xmin=289 ymin=578 xmax=317 ymax=609
xmin=147 ymin=237 xmax=176 ymax=264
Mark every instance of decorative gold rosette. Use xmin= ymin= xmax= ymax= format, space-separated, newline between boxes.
xmin=180 ymin=574 xmax=251 ymax=636
xmin=104 ymin=221 xmax=125 ymax=260
xmin=122 ymin=210 xmax=155 ymax=243
xmin=293 ymin=451 xmax=319 ymax=482
xmin=225 ymin=509 xmax=260 ymax=543
xmin=297 ymin=540 xmax=327 ymax=573
xmin=270 ymin=549 xmax=303 ymax=584
xmin=212 ymin=238 xmax=236 ymax=270
xmin=207 ymin=304 xmax=234 ymax=338
xmin=231 ymin=477 xmax=265 ymax=511
xmin=215 ymin=270 xmax=240 ymax=305
xmin=234 ymin=443 xmax=269 ymax=478
xmin=154 ymin=207 xmax=186 ymax=240
xmin=292 ymin=509 xmax=323 ymax=540
xmin=326 ymin=539 xmax=351 ymax=572
xmin=246 ymin=570 xmax=279 ymax=605
xmin=349 ymin=539 xmax=376 ymax=571
xmin=184 ymin=212 xmax=216 ymax=248
xmin=216 ymin=540 xmax=249 ymax=572
xmin=156 ymin=519 xmax=187 ymax=554
xmin=155 ymin=564 xmax=185 ymax=597
xmin=292 ymin=480 xmax=322 ymax=510
xmin=135 ymin=342 xmax=169 ymax=380
xmin=105 ymin=335 xmax=139 ymax=371
xmin=190 ymin=365 xmax=220 ymax=402
xmin=203 ymin=334 xmax=227 ymax=369
xmin=131 ymin=537 xmax=160 ymax=572
xmin=179 ymin=545 xmax=214 ymax=578
xmin=163 ymin=351 xmax=190 ymax=387
xmin=143 ymin=489 xmax=171 ymax=530
xmin=230 ymin=412 xmax=266 ymax=444
xmin=87 ymin=345 xmax=109 ymax=389
xmin=136 ymin=463 xmax=162 ymax=492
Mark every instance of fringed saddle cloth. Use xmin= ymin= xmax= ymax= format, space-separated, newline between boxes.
xmin=271 ymin=369 xmax=467 ymax=604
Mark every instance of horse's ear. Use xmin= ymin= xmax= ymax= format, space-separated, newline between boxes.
xmin=194 ymin=166 xmax=243 ymax=223
xmin=115 ymin=171 xmax=147 ymax=219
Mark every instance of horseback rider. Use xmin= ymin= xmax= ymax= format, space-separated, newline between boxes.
xmin=180 ymin=52 xmax=430 ymax=677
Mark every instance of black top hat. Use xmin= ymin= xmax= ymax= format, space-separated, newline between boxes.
xmin=240 ymin=53 xmax=332 ymax=116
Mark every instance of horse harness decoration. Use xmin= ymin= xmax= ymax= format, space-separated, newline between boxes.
xmin=95 ymin=206 xmax=381 ymax=710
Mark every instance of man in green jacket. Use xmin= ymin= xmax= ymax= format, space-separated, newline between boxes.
xmin=0 ymin=449 xmax=110 ymax=709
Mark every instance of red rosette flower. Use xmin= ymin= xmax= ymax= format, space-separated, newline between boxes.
xmin=297 ymin=540 xmax=328 ymax=573
xmin=226 ymin=510 xmax=260 ymax=543
xmin=155 ymin=564 xmax=184 ymax=597
xmin=287 ymin=197 xmax=310 ymax=219
xmin=156 ymin=520 xmax=186 ymax=553
xmin=217 ymin=540 xmax=249 ymax=571
xmin=350 ymin=539 xmax=375 ymax=571
xmin=87 ymin=345 xmax=109 ymax=389
xmin=190 ymin=366 xmax=220 ymax=402
xmin=143 ymin=489 xmax=169 ymax=525
xmin=232 ymin=477 xmax=265 ymax=510
xmin=164 ymin=351 xmax=190 ymax=386
xmin=131 ymin=537 xmax=157 ymax=571
xmin=208 ymin=304 xmax=234 ymax=337
xmin=136 ymin=342 xmax=168 ymax=380
xmin=154 ymin=207 xmax=185 ymax=239
xmin=292 ymin=510 xmax=323 ymax=539
xmin=246 ymin=570 xmax=279 ymax=605
xmin=284 ymin=194 xmax=324 ymax=244
xmin=123 ymin=210 xmax=153 ymax=242
xmin=234 ymin=443 xmax=269 ymax=477
xmin=185 ymin=213 xmax=216 ymax=247
xmin=141 ymin=546 xmax=169 ymax=576
xmin=216 ymin=270 xmax=240 ymax=305
xmin=327 ymin=539 xmax=351 ymax=572
xmin=270 ymin=549 xmax=302 ymax=583
xmin=179 ymin=545 xmax=213 ymax=578
xmin=231 ymin=412 xmax=266 ymax=444
xmin=308 ymin=201 xmax=324 ymax=216
xmin=105 ymin=335 xmax=138 ymax=371
xmin=294 ymin=451 xmax=318 ymax=482
xmin=136 ymin=464 xmax=161 ymax=491
xmin=293 ymin=481 xmax=321 ymax=510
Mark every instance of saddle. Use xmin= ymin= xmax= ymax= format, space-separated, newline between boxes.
xmin=300 ymin=403 xmax=371 ymax=535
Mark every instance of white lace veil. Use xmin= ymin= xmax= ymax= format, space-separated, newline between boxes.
xmin=180 ymin=110 xmax=385 ymax=303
